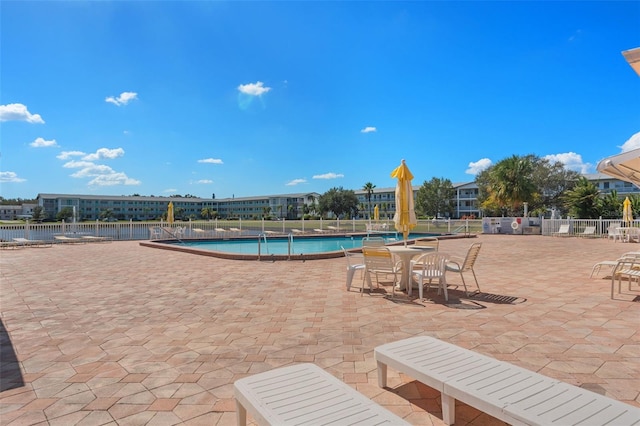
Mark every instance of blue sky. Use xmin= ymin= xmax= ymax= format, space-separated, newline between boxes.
xmin=1 ymin=1 xmax=639 ymax=200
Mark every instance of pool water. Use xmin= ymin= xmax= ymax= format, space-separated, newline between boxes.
xmin=176 ymin=234 xmax=431 ymax=255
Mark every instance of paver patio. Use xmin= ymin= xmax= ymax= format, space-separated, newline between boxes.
xmin=1 ymin=234 xmax=639 ymax=425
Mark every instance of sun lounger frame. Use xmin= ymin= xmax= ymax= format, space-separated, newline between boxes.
xmin=234 ymin=363 xmax=409 ymax=425
xmin=375 ymin=335 xmax=640 ymax=425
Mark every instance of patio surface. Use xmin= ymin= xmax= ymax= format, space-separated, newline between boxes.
xmin=1 ymin=234 xmax=639 ymax=425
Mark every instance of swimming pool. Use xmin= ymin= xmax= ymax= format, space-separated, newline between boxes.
xmin=141 ymin=233 xmax=443 ymax=261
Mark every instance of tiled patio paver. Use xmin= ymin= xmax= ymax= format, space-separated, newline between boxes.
xmin=1 ymin=234 xmax=639 ymax=425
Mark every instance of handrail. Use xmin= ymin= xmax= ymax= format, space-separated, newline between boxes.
xmin=163 ymin=227 xmax=186 ymax=244
xmin=287 ymin=232 xmax=294 ymax=260
xmin=257 ymin=232 xmax=269 ymax=260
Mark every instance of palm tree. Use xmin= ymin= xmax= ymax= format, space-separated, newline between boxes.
xmin=488 ymin=156 xmax=536 ymax=216
xmin=362 ymin=182 xmax=376 ymax=219
xmin=201 ymin=207 xmax=212 ymax=220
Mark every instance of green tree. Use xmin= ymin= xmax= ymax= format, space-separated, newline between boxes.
xmin=362 ymin=182 xmax=376 ymax=219
xmin=562 ymin=177 xmax=601 ymax=218
xmin=600 ymin=190 xmax=622 ymax=219
xmin=201 ymin=207 xmax=213 ymax=220
xmin=262 ymin=206 xmax=271 ymax=219
xmin=415 ymin=177 xmax=455 ymax=218
xmin=31 ymin=206 xmax=45 ymax=222
xmin=56 ymin=207 xmax=74 ymax=222
xmin=477 ymin=155 xmax=536 ymax=216
xmin=175 ymin=207 xmax=185 ymax=220
xmin=99 ymin=208 xmax=115 ymax=221
xmin=318 ymin=187 xmax=359 ymax=218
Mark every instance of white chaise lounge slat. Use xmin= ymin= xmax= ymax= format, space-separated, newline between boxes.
xmin=375 ymin=336 xmax=640 ymax=426
xmin=503 ymin=380 xmax=640 ymax=425
xmin=234 ymin=363 xmax=409 ymax=426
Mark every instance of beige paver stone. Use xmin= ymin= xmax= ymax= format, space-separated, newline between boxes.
xmin=2 ymin=235 xmax=639 ymax=425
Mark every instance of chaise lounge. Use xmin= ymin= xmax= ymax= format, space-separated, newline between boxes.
xmin=375 ymin=335 xmax=640 ymax=425
xmin=234 ymin=363 xmax=409 ymax=425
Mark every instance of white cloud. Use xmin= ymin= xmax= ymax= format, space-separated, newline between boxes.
xmin=465 ymin=158 xmax=492 ymax=175
xmin=88 ymin=173 xmax=141 ymax=186
xmin=63 ymin=160 xmax=96 ymax=169
xmin=164 ymin=188 xmax=177 ymax=193
xmin=195 ymin=179 xmax=213 ymax=184
xmin=105 ymin=92 xmax=138 ymax=106
xmin=237 ymin=81 xmax=271 ymax=96
xmin=0 ymin=171 xmax=26 ymax=183
xmin=83 ymin=148 xmax=125 ymax=161
xmin=360 ymin=126 xmax=377 ymax=133
xmin=544 ymin=152 xmax=590 ymax=174
xmin=0 ymin=103 xmax=44 ymax=123
xmin=286 ymin=178 xmax=307 ymax=186
xmin=30 ymin=137 xmax=58 ymax=148
xmin=57 ymin=151 xmax=86 ymax=160
xmin=312 ymin=172 xmax=344 ymax=179
xmin=198 ymin=158 xmax=224 ymax=164
xmin=620 ymin=131 xmax=640 ymax=152
xmin=59 ymin=148 xmax=138 ymax=187
xmin=69 ymin=164 xmax=115 ymax=177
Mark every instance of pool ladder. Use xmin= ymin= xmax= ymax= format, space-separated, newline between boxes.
xmin=257 ymin=232 xmax=295 ymax=261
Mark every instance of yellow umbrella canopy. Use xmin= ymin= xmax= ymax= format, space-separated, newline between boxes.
xmin=374 ymin=204 xmax=380 ymax=221
xmin=391 ymin=159 xmax=417 ymax=244
xmin=167 ymin=201 xmax=175 ymax=224
xmin=623 ymin=196 xmax=633 ymax=224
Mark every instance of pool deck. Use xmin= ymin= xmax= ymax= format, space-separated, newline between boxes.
xmin=1 ymin=234 xmax=639 ymax=425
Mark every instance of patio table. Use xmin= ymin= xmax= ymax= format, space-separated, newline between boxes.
xmin=386 ymin=245 xmax=436 ymax=291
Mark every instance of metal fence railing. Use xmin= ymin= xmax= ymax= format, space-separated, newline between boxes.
xmin=0 ymin=218 xmax=484 ymax=242
xmin=2 ymin=218 xmax=629 ymax=242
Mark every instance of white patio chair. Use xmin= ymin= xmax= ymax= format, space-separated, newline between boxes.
xmin=362 ymin=246 xmax=402 ymax=298
xmin=412 ymin=237 xmax=439 ymax=260
xmin=341 ymin=246 xmax=366 ymax=294
xmin=410 ymin=252 xmax=449 ymax=301
xmin=607 ymin=223 xmax=623 ymax=242
xmin=149 ymin=226 xmax=162 ymax=239
xmin=445 ymin=242 xmax=483 ymax=296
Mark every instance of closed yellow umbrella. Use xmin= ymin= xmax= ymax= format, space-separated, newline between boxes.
xmin=391 ymin=159 xmax=417 ymax=245
xmin=374 ymin=204 xmax=380 ymax=221
xmin=623 ymin=196 xmax=633 ymax=225
xmin=167 ymin=201 xmax=175 ymax=224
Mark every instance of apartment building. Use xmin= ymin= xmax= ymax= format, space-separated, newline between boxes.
xmin=18 ymin=174 xmax=636 ymax=222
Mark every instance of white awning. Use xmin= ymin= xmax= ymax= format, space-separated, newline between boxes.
xmin=596 ymin=148 xmax=640 ymax=188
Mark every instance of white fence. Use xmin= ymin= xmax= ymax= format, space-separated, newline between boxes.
xmin=0 ymin=218 xmax=629 ymax=242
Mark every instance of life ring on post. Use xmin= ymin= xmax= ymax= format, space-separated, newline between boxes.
xmin=511 ymin=220 xmax=519 ymax=231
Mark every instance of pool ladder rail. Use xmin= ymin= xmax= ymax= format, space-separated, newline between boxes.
xmin=257 ymin=232 xmax=294 ymax=261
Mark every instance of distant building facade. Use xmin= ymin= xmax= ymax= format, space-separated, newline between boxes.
xmin=35 ymin=192 xmax=322 ymax=221
xmin=21 ymin=174 xmax=639 ymax=222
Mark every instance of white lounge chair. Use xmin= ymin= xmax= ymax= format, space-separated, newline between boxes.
xmin=13 ymin=237 xmax=52 ymax=247
xmin=552 ymin=224 xmax=570 ymax=236
xmin=81 ymin=235 xmax=111 ymax=243
xmin=611 ymin=257 xmax=640 ymax=298
xmin=375 ymin=336 xmax=640 ymax=426
xmin=54 ymin=235 xmax=85 ymax=244
xmin=577 ymin=225 xmax=598 ymax=238
xmin=234 ymin=363 xmax=410 ymax=425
